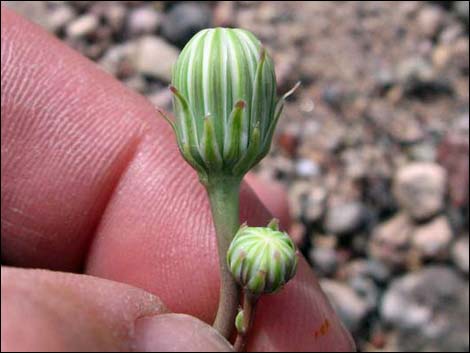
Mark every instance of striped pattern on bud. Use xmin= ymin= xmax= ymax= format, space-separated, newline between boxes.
xmin=168 ymin=27 xmax=298 ymax=182
xmin=227 ymin=222 xmax=298 ymax=295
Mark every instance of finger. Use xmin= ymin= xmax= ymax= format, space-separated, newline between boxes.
xmin=1 ymin=7 xmax=152 ymax=271
xmin=1 ymin=267 xmax=233 ymax=352
xmin=247 ymin=259 xmax=355 ymax=352
xmin=1 ymin=6 xmax=273 ymax=272
xmin=134 ymin=314 xmax=233 ymax=352
xmin=245 ymin=172 xmax=291 ymax=230
xmin=1 ymin=9 xmax=354 ymax=351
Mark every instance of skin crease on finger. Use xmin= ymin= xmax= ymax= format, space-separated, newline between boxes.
xmin=1 ymin=7 xmax=355 ymax=352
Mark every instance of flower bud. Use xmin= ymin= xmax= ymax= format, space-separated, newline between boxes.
xmin=226 ymin=220 xmax=298 ymax=295
xmin=235 ymin=310 xmax=246 ymax=335
xmin=167 ymin=27 xmax=298 ymax=182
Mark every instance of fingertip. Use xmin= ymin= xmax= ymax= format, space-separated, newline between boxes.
xmin=133 ymin=314 xmax=234 ymax=352
xmin=247 ymin=258 xmax=356 ymax=352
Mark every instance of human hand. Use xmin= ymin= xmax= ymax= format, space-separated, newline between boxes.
xmin=1 ymin=7 xmax=354 ymax=352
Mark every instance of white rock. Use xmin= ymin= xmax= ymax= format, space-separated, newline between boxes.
xmin=295 ymin=158 xmax=320 ymax=178
xmin=47 ymin=5 xmax=76 ymax=32
xmin=393 ymin=162 xmax=447 ymax=221
xmin=127 ymin=6 xmax=161 ymax=35
xmin=66 ymin=14 xmax=98 ymax=39
xmin=132 ymin=36 xmax=179 ymax=83
xmin=324 ymin=201 xmax=364 ymax=235
xmin=320 ymin=279 xmax=370 ymax=332
xmin=417 ymin=6 xmax=443 ymax=37
xmin=412 ymin=216 xmax=452 ymax=258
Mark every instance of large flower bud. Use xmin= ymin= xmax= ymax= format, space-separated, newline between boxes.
xmin=227 ymin=220 xmax=298 ymax=295
xmin=168 ymin=27 xmax=298 ymax=182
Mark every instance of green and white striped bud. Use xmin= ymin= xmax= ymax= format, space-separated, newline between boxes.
xmin=227 ymin=219 xmax=298 ymax=295
xmin=235 ymin=309 xmax=246 ymax=335
xmin=167 ymin=27 xmax=299 ymax=183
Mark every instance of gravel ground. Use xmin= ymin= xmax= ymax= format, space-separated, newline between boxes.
xmin=5 ymin=1 xmax=469 ymax=351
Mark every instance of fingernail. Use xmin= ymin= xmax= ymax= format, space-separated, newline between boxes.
xmin=133 ymin=314 xmax=234 ymax=352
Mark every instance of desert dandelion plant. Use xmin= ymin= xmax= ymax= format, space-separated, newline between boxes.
xmin=162 ymin=27 xmax=299 ymax=343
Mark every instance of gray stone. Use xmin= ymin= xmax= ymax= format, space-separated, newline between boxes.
xmin=437 ymin=113 xmax=469 ymax=208
xmin=123 ymin=75 xmax=147 ymax=93
xmin=295 ymin=158 xmax=320 ymax=178
xmin=381 ymin=266 xmax=469 ymax=351
xmin=288 ymin=181 xmax=312 ymax=220
xmin=147 ymin=89 xmax=173 ymax=111
xmin=393 ymin=162 xmax=447 ymax=221
xmin=369 ymin=212 xmax=413 ymax=269
xmin=98 ymin=42 xmax=138 ymax=76
xmin=408 ymin=141 xmax=436 ymax=162
xmin=132 ymin=36 xmax=179 ymax=83
xmin=412 ymin=216 xmax=453 ymax=259
xmin=161 ymin=3 xmax=212 ymax=48
xmin=320 ymin=279 xmax=370 ymax=333
xmin=104 ymin=3 xmax=127 ymax=31
xmin=387 ymin=111 xmax=425 ymax=144
xmin=397 ymin=56 xmax=434 ymax=84
xmin=47 ymin=4 xmax=76 ymax=33
xmin=454 ymin=1 xmax=470 ymax=26
xmin=416 ymin=6 xmax=443 ymax=37
xmin=127 ymin=6 xmax=161 ymax=35
xmin=66 ymin=14 xmax=99 ymax=39
xmin=213 ymin=0 xmax=236 ymax=27
xmin=344 ymin=259 xmax=392 ymax=284
xmin=309 ymin=247 xmax=337 ymax=277
xmin=324 ymin=201 xmax=365 ymax=235
xmin=268 ymin=155 xmax=295 ymax=180
xmin=304 ymin=186 xmax=327 ymax=223
xmin=452 ymin=236 xmax=469 ymax=274
xmin=348 ymin=276 xmax=379 ymax=311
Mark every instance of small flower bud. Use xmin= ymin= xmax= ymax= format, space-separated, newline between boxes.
xmin=227 ymin=220 xmax=298 ymax=295
xmin=235 ymin=310 xmax=246 ymax=335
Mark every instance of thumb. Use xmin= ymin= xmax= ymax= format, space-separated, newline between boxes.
xmin=1 ymin=267 xmax=232 ymax=352
xmin=134 ymin=314 xmax=233 ymax=352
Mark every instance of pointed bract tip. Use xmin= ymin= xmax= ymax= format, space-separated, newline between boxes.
xmin=169 ymin=85 xmax=178 ymax=94
xmin=282 ymin=81 xmax=301 ymax=100
xmin=267 ymin=218 xmax=280 ymax=231
xmin=235 ymin=100 xmax=246 ymax=109
xmin=239 ymin=222 xmax=248 ymax=230
xmin=259 ymin=47 xmax=266 ymax=61
xmin=156 ymin=107 xmax=176 ymax=129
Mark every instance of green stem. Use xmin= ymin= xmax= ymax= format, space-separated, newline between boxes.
xmin=234 ymin=292 xmax=259 ymax=352
xmin=206 ymin=177 xmax=241 ymax=339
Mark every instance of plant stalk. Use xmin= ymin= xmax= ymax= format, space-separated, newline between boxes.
xmin=206 ymin=177 xmax=241 ymax=339
xmin=234 ymin=291 xmax=259 ymax=352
